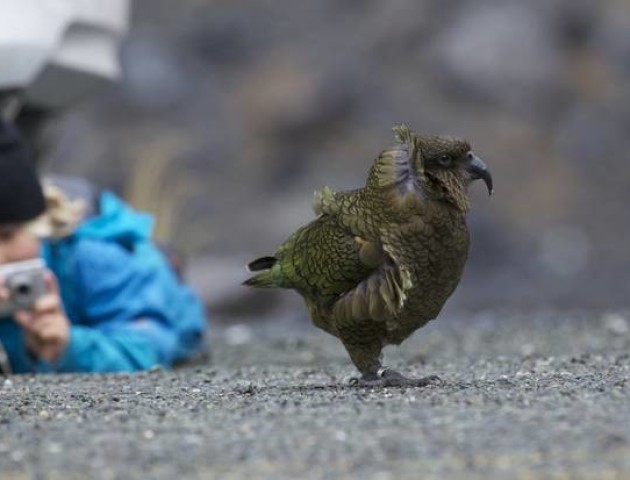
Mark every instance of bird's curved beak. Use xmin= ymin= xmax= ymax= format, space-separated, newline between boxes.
xmin=465 ymin=151 xmax=493 ymax=196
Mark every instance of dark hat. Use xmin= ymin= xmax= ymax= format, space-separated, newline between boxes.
xmin=0 ymin=120 xmax=46 ymax=223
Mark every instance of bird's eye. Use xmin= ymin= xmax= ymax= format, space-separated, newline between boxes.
xmin=437 ymin=155 xmax=452 ymax=167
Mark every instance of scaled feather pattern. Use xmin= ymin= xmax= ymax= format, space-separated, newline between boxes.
xmin=244 ymin=124 xmax=492 ymax=386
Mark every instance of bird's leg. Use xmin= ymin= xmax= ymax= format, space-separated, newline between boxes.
xmin=341 ymin=339 xmax=384 ymax=385
xmin=342 ymin=338 xmax=442 ymax=388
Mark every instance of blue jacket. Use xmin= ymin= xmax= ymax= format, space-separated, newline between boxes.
xmin=0 ymin=192 xmax=207 ymax=373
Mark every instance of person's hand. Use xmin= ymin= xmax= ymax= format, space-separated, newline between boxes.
xmin=10 ymin=271 xmax=70 ymax=364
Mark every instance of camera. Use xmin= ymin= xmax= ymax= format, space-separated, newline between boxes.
xmin=0 ymin=258 xmax=47 ymax=317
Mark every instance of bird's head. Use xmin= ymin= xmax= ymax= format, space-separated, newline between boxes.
xmin=392 ymin=124 xmax=492 ymax=212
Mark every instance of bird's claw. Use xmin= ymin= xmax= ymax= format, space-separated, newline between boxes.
xmin=349 ymin=369 xmax=443 ymax=388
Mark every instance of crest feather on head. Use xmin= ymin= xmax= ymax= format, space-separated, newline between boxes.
xmin=392 ymin=123 xmax=423 ymax=174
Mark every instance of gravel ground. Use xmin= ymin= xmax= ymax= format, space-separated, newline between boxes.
xmin=0 ymin=311 xmax=629 ymax=479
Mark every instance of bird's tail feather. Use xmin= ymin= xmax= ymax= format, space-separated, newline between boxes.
xmin=247 ymin=256 xmax=277 ymax=271
xmin=242 ymin=272 xmax=275 ymax=288
xmin=243 ymin=256 xmax=278 ymax=288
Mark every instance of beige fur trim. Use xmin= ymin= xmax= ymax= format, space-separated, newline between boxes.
xmin=26 ymin=183 xmax=87 ymax=239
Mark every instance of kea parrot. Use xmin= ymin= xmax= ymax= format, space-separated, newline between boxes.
xmin=244 ymin=124 xmax=492 ymax=387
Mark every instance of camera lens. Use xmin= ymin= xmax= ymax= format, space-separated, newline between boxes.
xmin=8 ymin=274 xmax=35 ymax=307
xmin=15 ymin=283 xmax=32 ymax=296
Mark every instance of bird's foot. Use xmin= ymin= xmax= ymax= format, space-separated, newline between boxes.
xmin=349 ymin=369 xmax=443 ymax=388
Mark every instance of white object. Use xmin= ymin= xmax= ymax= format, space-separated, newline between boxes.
xmin=0 ymin=0 xmax=130 ymax=108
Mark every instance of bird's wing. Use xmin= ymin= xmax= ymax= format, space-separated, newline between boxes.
xmin=329 ymin=212 xmax=437 ymax=331
xmin=312 ymin=187 xmax=380 ymax=238
xmin=330 ymin=255 xmax=412 ymax=325
xmin=311 ymin=185 xmax=417 ymax=327
xmin=273 ymin=214 xmax=381 ymax=301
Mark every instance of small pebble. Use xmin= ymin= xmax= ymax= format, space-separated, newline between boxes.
xmin=602 ymin=313 xmax=629 ymax=336
xmin=224 ymin=325 xmax=253 ymax=345
xmin=10 ymin=450 xmax=24 ymax=463
xmin=520 ymin=343 xmax=536 ymax=357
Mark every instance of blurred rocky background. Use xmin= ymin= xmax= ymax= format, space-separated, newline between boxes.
xmin=41 ymin=0 xmax=630 ymax=323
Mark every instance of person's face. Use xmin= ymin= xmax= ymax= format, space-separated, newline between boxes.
xmin=0 ymin=223 xmax=40 ymax=264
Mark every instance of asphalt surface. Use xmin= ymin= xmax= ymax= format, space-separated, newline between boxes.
xmin=0 ymin=310 xmax=629 ymax=479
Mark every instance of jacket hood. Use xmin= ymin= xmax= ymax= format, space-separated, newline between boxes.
xmin=75 ymin=191 xmax=154 ymax=245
